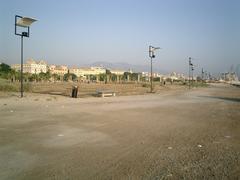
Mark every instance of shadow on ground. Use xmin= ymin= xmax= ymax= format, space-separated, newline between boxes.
xmin=198 ymin=96 xmax=240 ymax=103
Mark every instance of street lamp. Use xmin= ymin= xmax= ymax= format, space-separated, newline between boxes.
xmin=149 ymin=46 xmax=160 ymax=93
xmin=15 ymin=15 xmax=37 ymax=98
xmin=188 ymin=57 xmax=193 ymax=89
xmin=192 ymin=66 xmax=194 ymax=86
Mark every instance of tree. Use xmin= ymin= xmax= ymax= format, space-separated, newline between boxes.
xmin=123 ymin=72 xmax=131 ymax=81
xmin=90 ymin=75 xmax=96 ymax=81
xmin=38 ymin=71 xmax=51 ymax=82
xmin=63 ymin=73 xmax=77 ymax=81
xmin=30 ymin=73 xmax=39 ymax=82
xmin=39 ymin=72 xmax=46 ymax=81
xmin=6 ymin=69 xmax=17 ymax=82
xmin=0 ymin=63 xmax=12 ymax=79
xmin=45 ymin=70 xmax=51 ymax=81
xmin=131 ymin=73 xmax=139 ymax=81
xmin=111 ymin=74 xmax=117 ymax=82
xmin=105 ymin=69 xmax=112 ymax=83
xmin=52 ymin=73 xmax=60 ymax=82
xmin=14 ymin=71 xmax=21 ymax=81
xmin=23 ymin=72 xmax=31 ymax=82
xmin=0 ymin=63 xmax=11 ymax=73
xmin=106 ymin=69 xmax=111 ymax=75
xmin=99 ymin=73 xmax=106 ymax=82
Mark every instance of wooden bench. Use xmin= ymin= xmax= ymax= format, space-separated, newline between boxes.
xmin=96 ymin=90 xmax=116 ymax=97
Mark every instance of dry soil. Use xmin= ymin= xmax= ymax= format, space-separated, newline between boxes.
xmin=0 ymin=83 xmax=239 ymax=180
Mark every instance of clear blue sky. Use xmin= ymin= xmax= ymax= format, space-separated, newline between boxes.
xmin=1 ymin=0 xmax=240 ymax=74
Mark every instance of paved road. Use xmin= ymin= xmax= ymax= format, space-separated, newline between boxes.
xmin=0 ymin=84 xmax=239 ymax=179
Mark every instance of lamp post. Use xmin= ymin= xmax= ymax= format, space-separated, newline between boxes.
xmin=192 ymin=66 xmax=194 ymax=86
xmin=149 ymin=46 xmax=160 ymax=93
xmin=15 ymin=15 xmax=37 ymax=97
xmin=188 ymin=57 xmax=193 ymax=89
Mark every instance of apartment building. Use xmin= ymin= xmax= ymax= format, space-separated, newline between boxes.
xmin=48 ymin=65 xmax=68 ymax=76
xmin=69 ymin=67 xmax=106 ymax=77
xmin=11 ymin=59 xmax=47 ymax=74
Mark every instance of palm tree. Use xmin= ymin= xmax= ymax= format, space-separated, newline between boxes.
xmin=39 ymin=72 xmax=46 ymax=82
xmin=23 ymin=72 xmax=31 ymax=82
xmin=14 ymin=71 xmax=21 ymax=82
xmin=45 ymin=70 xmax=51 ymax=81
xmin=123 ymin=72 xmax=132 ymax=82
xmin=30 ymin=73 xmax=39 ymax=82
xmin=106 ymin=69 xmax=112 ymax=83
xmin=52 ymin=73 xmax=60 ymax=82
xmin=111 ymin=74 xmax=117 ymax=82
xmin=63 ymin=73 xmax=77 ymax=81
xmin=7 ymin=69 xmax=17 ymax=82
xmin=98 ymin=73 xmax=106 ymax=83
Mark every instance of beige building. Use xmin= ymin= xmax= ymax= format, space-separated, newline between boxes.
xmin=48 ymin=65 xmax=68 ymax=76
xmin=111 ymin=69 xmax=125 ymax=75
xmin=69 ymin=67 xmax=84 ymax=77
xmin=11 ymin=59 xmax=47 ymax=74
xmin=87 ymin=67 xmax=106 ymax=75
xmin=141 ymin=72 xmax=161 ymax=78
xmin=69 ymin=67 xmax=106 ymax=77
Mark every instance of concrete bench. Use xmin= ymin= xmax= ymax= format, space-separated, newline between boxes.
xmin=49 ymin=92 xmax=64 ymax=95
xmin=96 ymin=90 xmax=116 ymax=97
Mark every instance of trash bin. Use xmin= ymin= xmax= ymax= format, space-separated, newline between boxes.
xmin=72 ymin=86 xmax=78 ymax=98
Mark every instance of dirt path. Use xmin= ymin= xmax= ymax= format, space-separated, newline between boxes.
xmin=0 ymin=84 xmax=239 ymax=179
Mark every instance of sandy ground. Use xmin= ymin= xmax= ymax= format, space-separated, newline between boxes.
xmin=0 ymin=83 xmax=239 ymax=180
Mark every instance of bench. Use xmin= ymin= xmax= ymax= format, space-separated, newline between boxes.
xmin=49 ymin=92 xmax=64 ymax=95
xmin=96 ymin=90 xmax=116 ymax=97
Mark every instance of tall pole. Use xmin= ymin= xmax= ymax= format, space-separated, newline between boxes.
xmin=21 ymin=35 xmax=23 ymax=98
xmin=202 ymin=68 xmax=204 ymax=84
xmin=15 ymin=15 xmax=37 ymax=98
xmin=189 ymin=57 xmax=191 ymax=89
xmin=192 ymin=67 xmax=194 ymax=86
xmin=151 ymin=57 xmax=153 ymax=93
xmin=149 ymin=45 xmax=160 ymax=92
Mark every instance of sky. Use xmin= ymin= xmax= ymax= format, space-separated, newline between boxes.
xmin=1 ymin=0 xmax=240 ymax=75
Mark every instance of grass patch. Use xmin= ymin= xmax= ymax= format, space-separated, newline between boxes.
xmin=142 ymin=83 xmax=151 ymax=88
xmin=0 ymin=78 xmax=32 ymax=92
xmin=192 ymin=82 xmax=209 ymax=88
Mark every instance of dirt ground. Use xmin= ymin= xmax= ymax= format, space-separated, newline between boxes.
xmin=30 ymin=82 xmax=186 ymax=97
xmin=0 ymin=83 xmax=239 ymax=180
